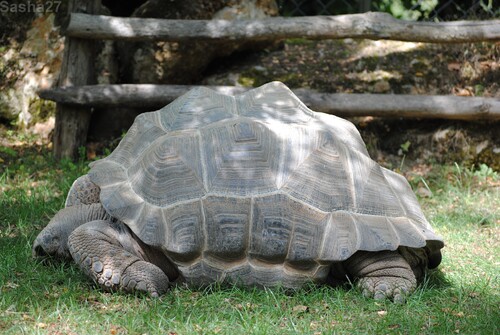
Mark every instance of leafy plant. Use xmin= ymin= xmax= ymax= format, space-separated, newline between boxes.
xmin=374 ymin=0 xmax=438 ymax=20
xmin=400 ymin=140 xmax=411 ymax=153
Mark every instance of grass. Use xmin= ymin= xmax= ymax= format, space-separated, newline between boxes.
xmin=1 ymin=141 xmax=499 ymax=335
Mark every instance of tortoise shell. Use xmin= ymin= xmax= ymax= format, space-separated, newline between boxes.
xmin=88 ymin=82 xmax=443 ymax=287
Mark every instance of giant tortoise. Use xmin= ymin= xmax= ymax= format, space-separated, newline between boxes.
xmin=33 ymin=82 xmax=444 ymax=302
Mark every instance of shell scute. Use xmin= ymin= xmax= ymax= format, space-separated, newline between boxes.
xmin=355 ymin=163 xmax=407 ymax=217
xmin=202 ymin=121 xmax=280 ymax=196
xmin=126 ymin=133 xmax=205 ymax=207
xmin=101 ymin=112 xmax=165 ymax=167
xmin=281 ymin=131 xmax=354 ymax=212
xmin=203 ymin=196 xmax=251 ymax=259
xmin=237 ymin=81 xmax=312 ymax=124
xmin=162 ymin=200 xmax=204 ymax=261
xmin=160 ymin=86 xmax=236 ymax=131
xmin=311 ymin=112 xmax=369 ymax=156
xmin=250 ymin=194 xmax=329 ymax=266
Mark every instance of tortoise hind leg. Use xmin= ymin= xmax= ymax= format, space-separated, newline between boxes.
xmin=68 ymin=220 xmax=171 ymax=297
xmin=344 ymin=250 xmax=419 ymax=303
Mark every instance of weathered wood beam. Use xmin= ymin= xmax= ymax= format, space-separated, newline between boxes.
xmin=295 ymin=90 xmax=500 ymax=121
xmin=63 ymin=12 xmax=500 ymax=43
xmin=53 ymin=0 xmax=102 ymax=160
xmin=39 ymin=85 xmax=500 ymax=121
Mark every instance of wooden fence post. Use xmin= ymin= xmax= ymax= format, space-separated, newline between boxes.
xmin=53 ymin=0 xmax=102 ymax=160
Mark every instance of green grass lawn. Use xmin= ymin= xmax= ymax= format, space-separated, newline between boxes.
xmin=1 ymin=142 xmax=498 ymax=335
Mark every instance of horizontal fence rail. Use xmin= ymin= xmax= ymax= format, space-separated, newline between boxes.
xmin=63 ymin=12 xmax=500 ymax=43
xmin=39 ymin=85 xmax=500 ymax=121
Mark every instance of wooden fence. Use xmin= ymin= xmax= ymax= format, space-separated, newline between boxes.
xmin=38 ymin=0 xmax=500 ymax=159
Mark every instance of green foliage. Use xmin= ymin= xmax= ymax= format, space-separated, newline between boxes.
xmin=400 ymin=140 xmax=411 ymax=153
xmin=473 ymin=163 xmax=498 ymax=179
xmin=374 ymin=0 xmax=438 ymax=20
xmin=0 ymin=146 xmax=18 ymax=158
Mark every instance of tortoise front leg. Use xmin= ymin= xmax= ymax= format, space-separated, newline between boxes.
xmin=344 ymin=250 xmax=418 ymax=303
xmin=68 ymin=220 xmax=171 ymax=297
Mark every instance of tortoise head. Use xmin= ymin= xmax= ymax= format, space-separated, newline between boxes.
xmin=33 ymin=220 xmax=71 ymax=260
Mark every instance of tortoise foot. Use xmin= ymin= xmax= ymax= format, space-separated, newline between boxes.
xmin=345 ymin=250 xmax=417 ymax=303
xmin=68 ymin=220 xmax=170 ymax=297
xmin=358 ymin=276 xmax=414 ymax=303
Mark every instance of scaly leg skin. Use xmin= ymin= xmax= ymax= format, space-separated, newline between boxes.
xmin=68 ymin=220 xmax=170 ymax=297
xmin=65 ymin=174 xmax=101 ymax=207
xmin=345 ymin=250 xmax=418 ymax=303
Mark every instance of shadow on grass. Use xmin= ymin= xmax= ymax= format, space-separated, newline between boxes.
xmin=423 ymin=269 xmax=452 ymax=289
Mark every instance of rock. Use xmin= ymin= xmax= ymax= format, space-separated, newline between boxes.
xmin=372 ymin=80 xmax=391 ymax=93
xmin=0 ymin=14 xmax=63 ymax=126
xmin=117 ymin=0 xmax=279 ymax=84
xmin=416 ymin=187 xmax=432 ymax=198
xmin=432 ymin=128 xmax=451 ymax=142
xmin=214 ymin=0 xmax=278 ymax=20
xmin=475 ymin=140 xmax=489 ymax=154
